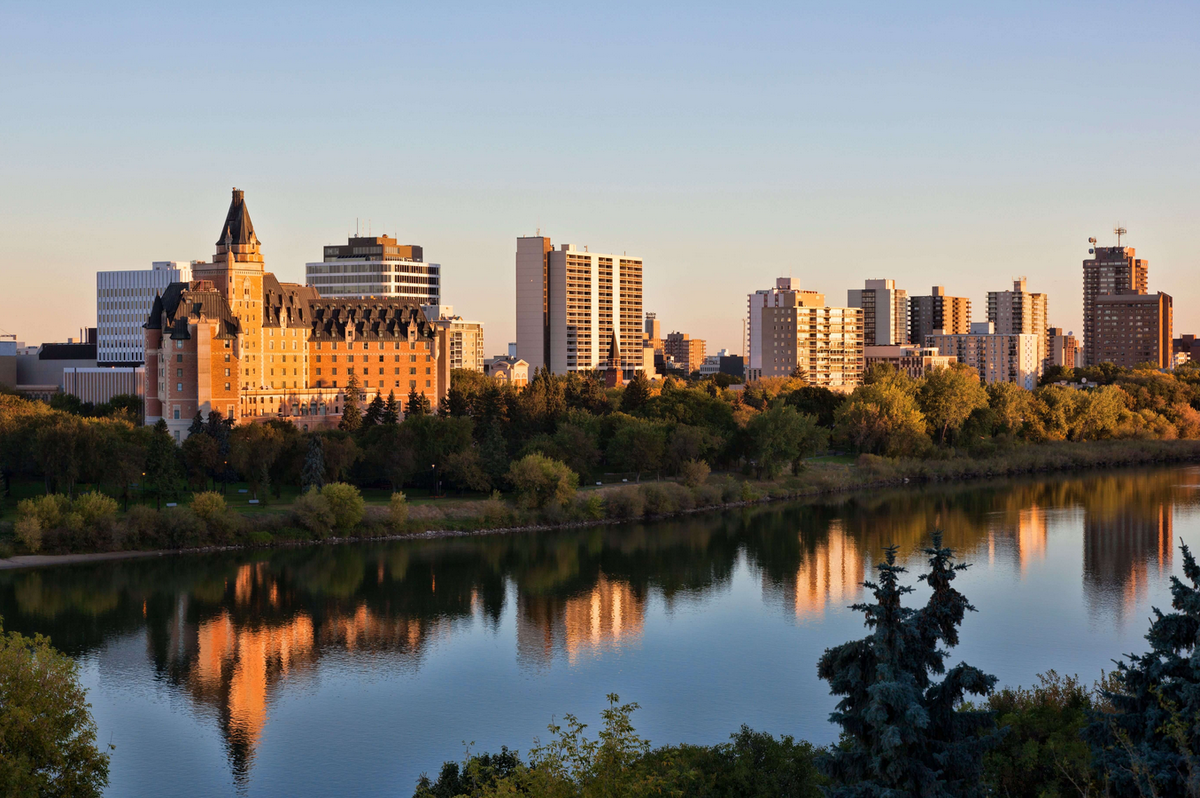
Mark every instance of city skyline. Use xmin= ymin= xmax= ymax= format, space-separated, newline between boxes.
xmin=3 ymin=3 xmax=1199 ymax=351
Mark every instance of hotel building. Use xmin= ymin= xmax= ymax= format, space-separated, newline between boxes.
xmin=98 ymin=261 xmax=194 ymax=366
xmin=306 ymin=235 xmax=440 ymax=305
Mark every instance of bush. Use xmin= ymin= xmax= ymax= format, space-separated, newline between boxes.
xmin=159 ymin=506 xmax=205 ymax=549
xmin=640 ymin=482 xmax=695 ymax=516
xmin=692 ymin=484 xmax=723 ymax=508
xmin=244 ymin=529 xmax=273 ymax=546
xmin=579 ymin=493 xmax=604 ymax=520
xmin=388 ymin=492 xmax=409 ymax=529
xmin=507 ymin=453 xmax=579 ymax=509
xmin=681 ymin=459 xmax=711 ymax=488
xmin=321 ymin=482 xmax=365 ymax=532
xmin=121 ymin=504 xmax=160 ymax=549
xmin=189 ymin=491 xmax=226 ymax=522
xmin=73 ymin=492 xmax=119 ymax=527
xmin=739 ymin=481 xmax=761 ymax=502
xmin=292 ymin=489 xmax=335 ymax=538
xmin=481 ymin=491 xmax=511 ymax=525
xmin=17 ymin=494 xmax=69 ymax=531
xmin=14 ymin=517 xmax=42 ymax=554
xmin=720 ymin=479 xmax=742 ymax=503
xmin=604 ymin=486 xmax=644 ymax=520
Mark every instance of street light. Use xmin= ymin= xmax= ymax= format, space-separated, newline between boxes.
xmin=431 ymin=463 xmax=439 ymax=498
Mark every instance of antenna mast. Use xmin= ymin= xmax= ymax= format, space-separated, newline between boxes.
xmin=1114 ymin=226 xmax=1127 ymax=246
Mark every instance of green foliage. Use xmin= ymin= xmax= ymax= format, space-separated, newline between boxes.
xmin=681 ymin=459 xmax=711 ymax=488
xmin=406 ymin=387 xmax=432 ymax=417
xmin=508 ymin=453 xmax=578 ymax=510
xmin=339 ymin=371 xmax=363 ymax=432
xmin=13 ymin=516 xmax=42 ymax=554
xmin=388 ymin=492 xmax=409 ymax=529
xmin=745 ymin=405 xmax=826 ymax=478
xmin=189 ymin=491 xmax=226 ymax=522
xmin=606 ymin=415 xmax=667 ymax=481
xmin=918 ymin=364 xmax=989 ymax=444
xmin=603 ymin=486 xmax=645 ymax=519
xmin=321 ymin=482 xmax=365 ymax=532
xmin=0 ymin=619 xmax=110 ymax=797
xmin=72 ymin=491 xmax=118 ymax=527
xmin=301 ymin=434 xmax=326 ymax=493
xmin=835 ymin=381 xmax=929 ymax=457
xmin=292 ymin=488 xmax=335 ymax=538
xmin=620 ymin=371 xmax=653 ymax=412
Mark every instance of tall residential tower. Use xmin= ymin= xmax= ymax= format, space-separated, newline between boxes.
xmin=848 ymin=279 xmax=909 ymax=346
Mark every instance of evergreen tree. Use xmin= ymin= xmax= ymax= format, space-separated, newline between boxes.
xmin=1086 ymin=543 xmax=1200 ymax=797
xmin=406 ymin=387 xmax=431 ymax=417
xmin=620 ymin=370 xmax=652 ymax=413
xmin=339 ymin=372 xmax=363 ymax=431
xmin=382 ymin=391 xmax=400 ymax=425
xmin=301 ymin=435 xmax=325 ymax=493
xmin=187 ymin=412 xmax=204 ymax=438
xmin=363 ymin=392 xmax=385 ymax=426
xmin=144 ymin=419 xmax=180 ymax=508
xmin=817 ymin=533 xmax=999 ymax=797
xmin=479 ymin=421 xmax=510 ymax=486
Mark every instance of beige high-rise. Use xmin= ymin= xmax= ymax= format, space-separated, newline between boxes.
xmin=987 ymin=278 xmax=1048 ymax=370
xmin=756 ymin=286 xmax=864 ymax=388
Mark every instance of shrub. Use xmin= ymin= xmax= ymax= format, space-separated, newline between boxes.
xmin=604 ymin=486 xmax=644 ymax=520
xmin=17 ymin=495 xmax=70 ymax=531
xmin=692 ymin=484 xmax=723 ymax=508
xmin=681 ymin=459 xmax=711 ymax=488
xmin=14 ymin=517 xmax=42 ymax=554
xmin=73 ymin=492 xmax=119 ymax=527
xmin=190 ymin=491 xmax=227 ymax=522
xmin=388 ymin=492 xmax=409 ymax=529
xmin=739 ymin=481 xmax=761 ymax=502
xmin=507 ymin=453 xmax=579 ymax=509
xmin=720 ymin=479 xmax=742 ymax=503
xmin=244 ymin=529 xmax=273 ymax=546
xmin=321 ymin=483 xmax=365 ymax=532
xmin=640 ymin=483 xmax=674 ymax=515
xmin=579 ymin=493 xmax=604 ymax=520
xmin=481 ymin=491 xmax=511 ymax=525
xmin=159 ymin=507 xmax=204 ymax=549
xmin=292 ymin=489 xmax=335 ymax=538
xmin=120 ymin=505 xmax=160 ymax=549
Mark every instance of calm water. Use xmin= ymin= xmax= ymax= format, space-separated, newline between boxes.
xmin=1 ymin=466 xmax=1196 ymax=797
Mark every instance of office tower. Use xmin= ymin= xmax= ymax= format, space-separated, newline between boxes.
xmin=664 ymin=332 xmax=707 ymax=374
xmin=926 ymin=322 xmax=1041 ymax=390
xmin=421 ymin=305 xmax=485 ymax=372
xmin=98 ymin=261 xmax=194 ymax=366
xmin=306 ymin=235 xmax=440 ymax=304
xmin=1047 ymin=327 xmax=1080 ymax=369
xmin=146 ymin=189 xmax=450 ymax=440
xmin=988 ymin=278 xmax=1048 ymax=370
xmin=756 ymin=288 xmax=864 ymax=388
xmin=1082 ymin=244 xmax=1148 ymax=366
xmin=909 ymin=286 xmax=971 ymax=346
xmin=747 ymin=278 xmax=826 ymax=372
xmin=1094 ymin=292 xmax=1173 ymax=369
xmin=514 ymin=237 xmax=644 ymax=375
xmin=847 ymin=279 xmax=909 ymax=346
xmin=644 ymin=312 xmax=662 ymax=349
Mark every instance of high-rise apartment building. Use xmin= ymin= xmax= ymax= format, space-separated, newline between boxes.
xmin=747 ymin=278 xmax=826 ymax=371
xmin=98 ymin=261 xmax=194 ymax=366
xmin=1047 ymin=327 xmax=1080 ymax=369
xmin=848 ymin=279 xmax=909 ymax=346
xmin=909 ymin=286 xmax=971 ymax=346
xmin=664 ymin=332 xmax=707 ymax=375
xmin=514 ymin=237 xmax=644 ymax=375
xmin=927 ymin=322 xmax=1041 ymax=390
xmin=987 ymin=278 xmax=1048 ymax=369
xmin=422 ymin=305 xmax=485 ymax=372
xmin=1094 ymin=292 xmax=1173 ymax=369
xmin=1082 ymin=245 xmax=1148 ymax=366
xmin=756 ymin=286 xmax=864 ymax=388
xmin=306 ymin=235 xmax=440 ymax=304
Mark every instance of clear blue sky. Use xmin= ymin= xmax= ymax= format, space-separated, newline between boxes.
xmin=3 ymin=1 xmax=1198 ymax=352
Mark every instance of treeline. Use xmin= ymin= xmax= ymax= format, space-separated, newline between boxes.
xmin=414 ymin=538 xmax=1200 ymax=798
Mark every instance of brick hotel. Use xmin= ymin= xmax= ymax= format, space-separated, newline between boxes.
xmin=144 ymin=189 xmax=450 ymax=440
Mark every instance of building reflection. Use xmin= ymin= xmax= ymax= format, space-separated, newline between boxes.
xmin=517 ymin=574 xmax=646 ymax=667
xmin=771 ymin=521 xmax=864 ymax=619
xmin=1084 ymin=501 xmax=1173 ymax=621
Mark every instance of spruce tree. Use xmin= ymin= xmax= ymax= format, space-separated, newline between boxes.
xmin=144 ymin=419 xmax=180 ymax=508
xmin=620 ymin=370 xmax=652 ymax=413
xmin=382 ymin=391 xmax=400 ymax=425
xmin=479 ymin=422 xmax=510 ymax=486
xmin=817 ymin=533 xmax=999 ymax=797
xmin=339 ymin=372 xmax=363 ymax=431
xmin=406 ymin=387 xmax=431 ymax=417
xmin=301 ymin=435 xmax=325 ymax=493
xmin=1086 ymin=543 xmax=1200 ymax=797
xmin=187 ymin=412 xmax=204 ymax=438
xmin=363 ymin=392 xmax=384 ymax=426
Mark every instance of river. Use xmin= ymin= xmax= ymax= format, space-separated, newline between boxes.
xmin=0 ymin=465 xmax=1194 ymax=797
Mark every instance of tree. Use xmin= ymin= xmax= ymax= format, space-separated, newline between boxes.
xmin=34 ymin=415 xmax=87 ymax=496
xmin=917 ymin=363 xmax=989 ymax=444
xmin=1086 ymin=543 xmax=1200 ymax=797
xmin=507 ymin=453 xmax=578 ymax=509
xmin=301 ymin=434 xmax=326 ymax=493
xmin=606 ymin=416 xmax=667 ymax=481
xmin=187 ymin=412 xmax=204 ymax=437
xmin=382 ymin=391 xmax=400 ymax=425
xmin=834 ymin=382 xmax=929 ymax=457
xmin=143 ymin=419 xmax=180 ymax=508
xmin=479 ymin=422 xmax=510 ymax=487
xmin=229 ymin=424 xmax=283 ymax=499
xmin=817 ymin=533 xmax=1000 ymax=796
xmin=0 ymin=620 xmax=110 ymax=797
xmin=745 ymin=405 xmax=826 ymax=478
xmin=620 ymin=371 xmax=653 ymax=413
xmin=986 ymin=380 xmax=1034 ymax=436
xmin=363 ymin=392 xmax=385 ymax=426
xmin=339 ymin=371 xmax=363 ymax=432
xmin=406 ymin=387 xmax=431 ymax=417
xmin=180 ymin=432 xmax=220 ymax=491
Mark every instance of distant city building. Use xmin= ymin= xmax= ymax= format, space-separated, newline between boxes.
xmin=1175 ymin=334 xmax=1198 ymax=363
xmin=306 ymin=235 xmax=440 ymax=305
xmin=756 ymin=288 xmax=864 ymax=389
xmin=515 ymin=237 xmax=644 ymax=375
xmin=664 ymin=331 xmax=706 ymax=375
xmin=719 ymin=353 xmax=744 ymax=379
xmin=926 ymin=322 xmax=1041 ymax=390
xmin=98 ymin=261 xmax=194 ymax=366
xmin=747 ymin=278 xmax=825 ymax=372
xmin=864 ymin=345 xmax=956 ymax=380
xmin=988 ymin=278 xmax=1048 ymax=367
xmin=484 ymin=355 xmax=529 ymax=387
xmin=848 ymin=279 xmax=909 ymax=346
xmin=421 ymin=305 xmax=485 ymax=372
xmin=1093 ymin=292 xmax=1173 ymax=369
xmin=644 ymin=312 xmax=662 ymax=349
xmin=16 ymin=329 xmax=98 ymax=397
xmin=1047 ymin=327 xmax=1080 ymax=369
xmin=699 ymin=348 xmax=730 ymax=376
xmin=909 ymin=286 xmax=971 ymax=346
xmin=63 ymin=367 xmax=145 ymax=406
xmin=1082 ymin=243 xmax=1148 ymax=367
xmin=0 ymin=335 xmax=16 ymax=388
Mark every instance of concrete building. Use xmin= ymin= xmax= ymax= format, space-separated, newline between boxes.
xmin=16 ymin=330 xmax=98 ymax=395
xmin=0 ymin=336 xmax=15 ymax=388
xmin=1093 ymin=292 xmax=1173 ymax=369
xmin=1048 ymin=327 xmax=1081 ymax=369
xmin=515 ymin=237 xmax=644 ymax=376
xmin=421 ymin=305 xmax=485 ymax=372
xmin=848 ymin=279 xmax=909 ymax=346
xmin=664 ymin=332 xmax=706 ymax=375
xmin=98 ymin=261 xmax=194 ymax=366
xmin=747 ymin=278 xmax=825 ymax=372
xmin=927 ymin=322 xmax=1041 ymax=390
xmin=757 ymin=290 xmax=864 ymax=389
xmin=909 ymin=286 xmax=971 ymax=346
xmin=484 ymin=355 xmax=529 ymax=387
xmin=146 ymin=189 xmax=450 ymax=441
xmin=1082 ymin=245 xmax=1148 ymax=366
xmin=306 ymin=235 xmax=440 ymax=305
xmin=63 ymin=367 xmax=145 ymax=405
xmin=1175 ymin=334 xmax=1198 ymax=364
xmin=864 ymin=345 xmax=956 ymax=380
xmin=988 ymin=278 xmax=1048 ymax=367
xmin=699 ymin=348 xmax=730 ymax=376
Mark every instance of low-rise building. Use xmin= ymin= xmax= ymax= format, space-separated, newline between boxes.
xmin=63 ymin=367 xmax=145 ymax=405
xmin=484 ymin=355 xmax=529 ymax=387
xmin=699 ymin=348 xmax=730 ymax=376
xmin=926 ymin=322 xmax=1041 ymax=390
xmin=0 ymin=336 xmax=15 ymax=388
xmin=864 ymin=345 xmax=956 ymax=380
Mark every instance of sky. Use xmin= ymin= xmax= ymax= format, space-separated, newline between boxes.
xmin=2 ymin=1 xmax=1198 ymax=354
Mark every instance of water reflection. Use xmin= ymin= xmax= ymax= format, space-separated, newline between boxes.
xmin=0 ymin=466 xmax=1194 ymax=787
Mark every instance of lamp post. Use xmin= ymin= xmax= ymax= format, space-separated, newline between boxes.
xmin=140 ymin=472 xmax=145 ymax=507
xmin=431 ymin=463 xmax=439 ymax=498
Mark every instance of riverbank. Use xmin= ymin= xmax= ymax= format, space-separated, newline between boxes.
xmin=3 ymin=438 xmax=1200 ymax=569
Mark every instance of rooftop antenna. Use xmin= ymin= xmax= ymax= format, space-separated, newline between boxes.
xmin=356 ymin=218 xmax=360 ymax=237
xmin=1088 ymin=236 xmax=1097 ymax=255
xmin=1114 ymin=225 xmax=1127 ymax=246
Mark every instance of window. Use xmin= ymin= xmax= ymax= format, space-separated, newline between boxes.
xmin=224 ymin=368 xmax=230 ymax=376
xmin=409 ymin=367 xmax=416 ymax=375
xmin=426 ymin=380 xmax=431 ymax=388
xmin=225 ymin=382 xmax=231 ymax=390
xmin=176 ymin=354 xmax=183 ymax=362
xmin=173 ymin=408 xmax=180 ymax=420
xmin=176 ymin=382 xmax=183 ymax=391
xmin=176 ymin=368 xmax=183 ymax=378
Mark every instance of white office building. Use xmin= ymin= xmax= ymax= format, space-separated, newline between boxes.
xmin=306 ymin=235 xmax=440 ymax=304
xmin=97 ymin=261 xmax=193 ymax=366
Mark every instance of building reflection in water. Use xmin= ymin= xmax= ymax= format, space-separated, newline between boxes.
xmin=517 ymin=574 xmax=646 ymax=667
xmin=769 ymin=521 xmax=863 ymax=620
xmin=1084 ymin=502 xmax=1173 ymax=621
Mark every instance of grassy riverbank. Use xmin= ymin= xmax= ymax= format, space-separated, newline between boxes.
xmin=2 ymin=438 xmax=1200 ymax=563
